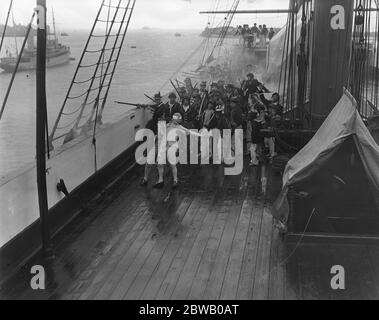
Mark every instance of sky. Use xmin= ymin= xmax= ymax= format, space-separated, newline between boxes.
xmin=1 ymin=0 xmax=290 ymax=31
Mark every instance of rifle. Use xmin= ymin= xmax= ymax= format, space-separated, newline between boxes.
xmin=144 ymin=93 xmax=156 ymax=103
xmin=115 ymin=101 xmax=155 ymax=113
xmin=170 ymin=79 xmax=181 ymax=98
xmin=198 ymin=91 xmax=208 ymax=118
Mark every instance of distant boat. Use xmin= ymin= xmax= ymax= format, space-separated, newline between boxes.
xmin=142 ymin=26 xmax=150 ymax=30
xmin=175 ymin=33 xmax=182 ymax=37
xmin=0 ymin=26 xmax=71 ymax=73
xmin=61 ymin=32 xmax=69 ymax=37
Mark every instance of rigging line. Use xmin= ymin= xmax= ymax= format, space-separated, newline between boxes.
xmin=11 ymin=7 xmax=19 ymax=56
xmin=73 ymin=72 xmax=113 ymax=85
xmin=93 ymin=0 xmax=133 ymax=122
xmin=99 ymin=0 xmax=137 ymax=117
xmin=72 ymin=0 xmax=124 ymax=130
xmin=50 ymin=0 xmax=107 ymax=140
xmin=91 ymin=33 xmax=126 ymax=38
xmin=0 ymin=0 xmax=13 ymax=54
xmin=158 ymin=38 xmax=207 ymax=92
xmin=80 ymin=59 xmax=117 ymax=68
xmin=0 ymin=12 xmax=36 ymax=121
xmin=206 ymin=0 xmax=240 ymax=65
xmin=88 ymin=0 xmax=112 ymax=144
xmin=86 ymin=46 xmax=122 ymax=53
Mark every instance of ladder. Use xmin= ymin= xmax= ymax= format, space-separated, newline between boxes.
xmin=50 ymin=0 xmax=136 ymax=145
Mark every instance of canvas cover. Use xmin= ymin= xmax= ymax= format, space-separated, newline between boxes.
xmin=273 ymin=90 xmax=379 ymax=222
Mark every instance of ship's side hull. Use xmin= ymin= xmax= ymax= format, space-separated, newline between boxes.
xmin=0 ymin=107 xmax=150 ymax=281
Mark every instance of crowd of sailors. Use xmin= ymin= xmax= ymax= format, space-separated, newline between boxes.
xmin=141 ymin=72 xmax=283 ymax=190
xmin=235 ymin=23 xmax=276 ymax=48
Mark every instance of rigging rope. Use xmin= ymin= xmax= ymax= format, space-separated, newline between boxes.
xmin=0 ymin=0 xmax=13 ymax=55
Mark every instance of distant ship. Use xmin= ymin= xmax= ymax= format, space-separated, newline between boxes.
xmin=175 ymin=33 xmax=182 ymax=37
xmin=61 ymin=32 xmax=69 ymax=36
xmin=142 ymin=26 xmax=150 ymax=30
xmin=0 ymin=28 xmax=71 ymax=73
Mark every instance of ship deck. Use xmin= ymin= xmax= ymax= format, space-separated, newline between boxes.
xmin=1 ymin=162 xmax=379 ymax=300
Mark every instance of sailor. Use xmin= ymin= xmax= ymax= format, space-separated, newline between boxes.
xmin=179 ymin=95 xmax=197 ymax=129
xmin=215 ymin=103 xmax=231 ymax=133
xmin=248 ymin=102 xmax=266 ymax=166
xmin=200 ymin=81 xmax=208 ymax=95
xmin=242 ymin=73 xmax=268 ymax=98
xmin=146 ymin=92 xmax=165 ymax=135
xmin=191 ymin=92 xmax=202 ymax=112
xmin=202 ymin=101 xmax=217 ymax=130
xmin=268 ymin=28 xmax=275 ymax=40
xmin=230 ymin=97 xmax=243 ymax=131
xmin=165 ymin=92 xmax=181 ymax=118
xmin=260 ymin=92 xmax=283 ymax=160
xmin=251 ymin=23 xmax=260 ymax=46
xmin=261 ymin=24 xmax=268 ymax=46
xmin=154 ymin=113 xmax=185 ymax=190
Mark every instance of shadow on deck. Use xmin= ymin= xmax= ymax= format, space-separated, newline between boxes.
xmin=1 ymin=162 xmax=379 ymax=300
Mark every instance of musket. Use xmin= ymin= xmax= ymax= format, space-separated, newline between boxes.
xmin=115 ymin=101 xmax=155 ymax=112
xmin=170 ymin=79 xmax=181 ymax=98
xmin=198 ymin=90 xmax=208 ymax=117
xmin=144 ymin=93 xmax=155 ymax=103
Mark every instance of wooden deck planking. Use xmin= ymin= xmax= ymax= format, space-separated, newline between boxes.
xmin=154 ymin=192 xmax=217 ymax=300
xmin=219 ymin=197 xmax=253 ymax=300
xmin=252 ymin=206 xmax=273 ymax=299
xmin=110 ymin=193 xmax=193 ymax=300
xmin=122 ymin=196 xmax=193 ymax=300
xmin=3 ymin=164 xmax=379 ymax=300
xmin=187 ymin=206 xmax=230 ymax=300
xmin=170 ymin=195 xmax=221 ymax=299
xmin=202 ymin=186 xmax=246 ymax=299
xmin=267 ymin=228 xmax=285 ymax=300
xmin=235 ymin=196 xmax=264 ymax=300
xmin=139 ymin=193 xmax=205 ymax=300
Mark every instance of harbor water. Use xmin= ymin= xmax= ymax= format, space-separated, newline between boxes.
xmin=0 ymin=30 xmax=205 ymax=177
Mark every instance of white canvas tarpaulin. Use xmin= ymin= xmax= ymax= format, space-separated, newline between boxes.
xmin=272 ymin=90 xmax=379 ymax=223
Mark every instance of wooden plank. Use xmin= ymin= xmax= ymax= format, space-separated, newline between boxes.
xmin=78 ymin=205 xmax=152 ymax=299
xmin=139 ymin=193 xmax=207 ymax=299
xmin=202 ymin=188 xmax=244 ymax=299
xmin=60 ymin=194 xmax=146 ymax=298
xmin=252 ymin=206 xmax=273 ymax=300
xmin=236 ymin=197 xmax=264 ymax=299
xmin=219 ymin=198 xmax=252 ymax=299
xmin=187 ymin=207 xmax=230 ymax=300
xmin=91 ymin=205 xmax=160 ymax=300
xmin=170 ymin=196 xmax=220 ymax=299
xmin=284 ymin=242 xmax=301 ymax=300
xmin=154 ymin=193 xmax=216 ymax=300
xmin=268 ymin=228 xmax=285 ymax=300
xmin=115 ymin=196 xmax=193 ymax=300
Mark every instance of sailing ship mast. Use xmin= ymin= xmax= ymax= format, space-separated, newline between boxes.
xmin=36 ymin=0 xmax=53 ymax=257
xmin=52 ymin=7 xmax=57 ymax=48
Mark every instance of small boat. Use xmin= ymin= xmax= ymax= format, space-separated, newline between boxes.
xmin=61 ymin=32 xmax=69 ymax=36
xmin=175 ymin=33 xmax=182 ymax=37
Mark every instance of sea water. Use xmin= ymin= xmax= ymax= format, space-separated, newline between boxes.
xmin=0 ymin=30 xmax=205 ymax=177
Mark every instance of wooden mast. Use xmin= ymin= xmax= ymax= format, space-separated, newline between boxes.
xmin=36 ymin=0 xmax=53 ymax=257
